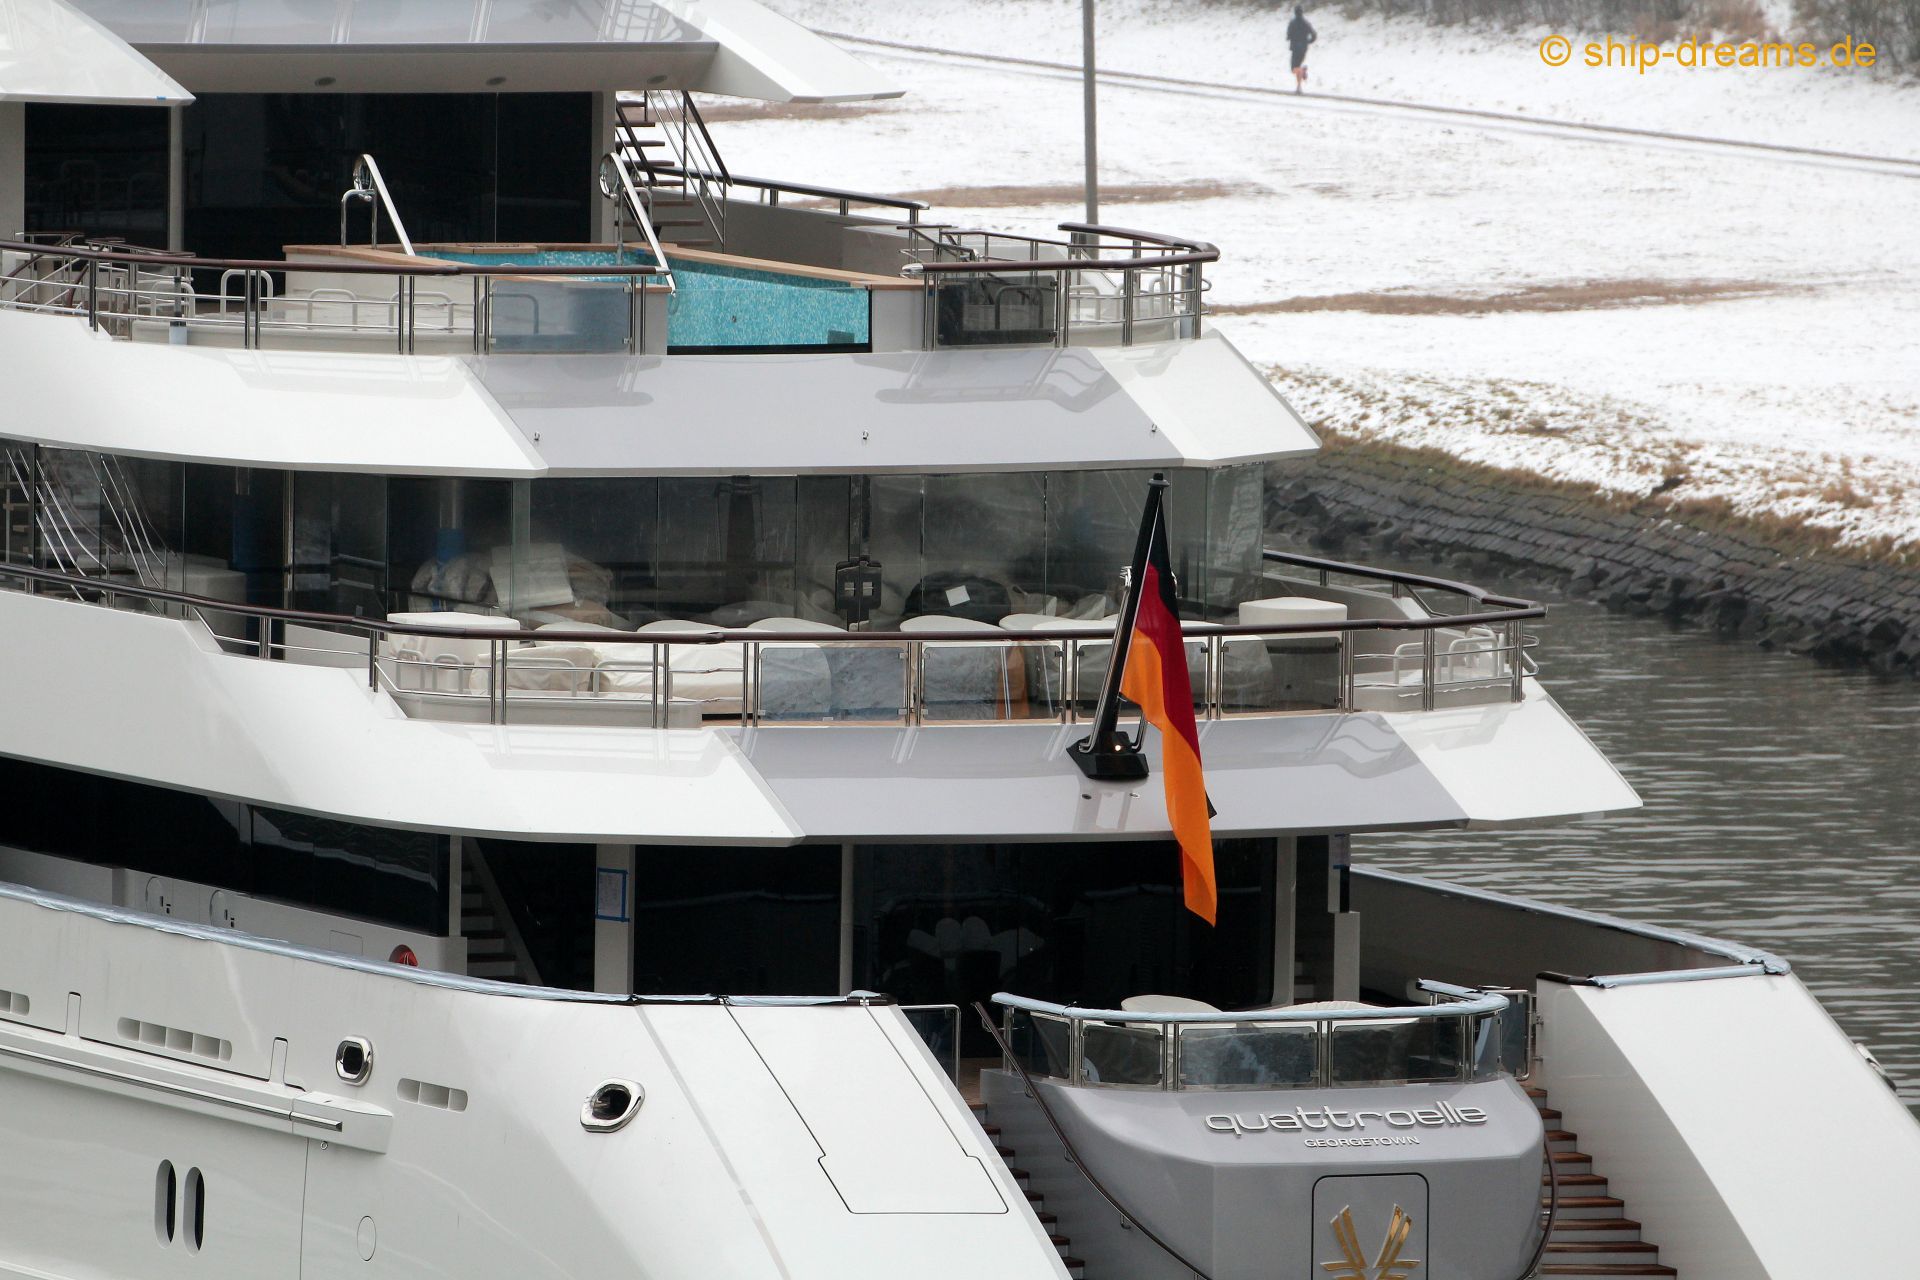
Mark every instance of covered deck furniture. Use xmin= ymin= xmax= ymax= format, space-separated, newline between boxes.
xmin=383 ymin=611 xmax=521 ymax=692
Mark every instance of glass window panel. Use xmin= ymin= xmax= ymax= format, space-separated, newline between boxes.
xmin=1082 ymin=1021 xmax=1164 ymax=1087
xmin=1178 ymin=1023 xmax=1318 ymax=1088
xmin=252 ymin=808 xmax=448 ymax=934
xmin=287 ymin=471 xmax=387 ymax=617
xmin=468 ymin=837 xmax=595 ymax=990
xmin=387 ymin=477 xmax=511 ymax=615
xmin=23 ymin=105 xmax=169 ymax=248
xmin=1205 ymin=464 xmax=1266 ymax=612
xmin=909 ymin=473 xmax=1047 ymax=623
xmin=629 ymin=844 xmax=838 ymax=996
xmin=856 ymin=840 xmax=1275 ymax=1057
xmin=1005 ymin=1010 xmax=1074 ymax=1079
xmin=1329 ymin=1017 xmax=1464 ymax=1086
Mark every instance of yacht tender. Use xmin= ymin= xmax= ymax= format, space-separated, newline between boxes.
xmin=0 ymin=2 xmax=1915 ymax=1278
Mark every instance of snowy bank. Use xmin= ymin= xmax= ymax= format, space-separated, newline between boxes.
xmin=740 ymin=0 xmax=1920 ymax=553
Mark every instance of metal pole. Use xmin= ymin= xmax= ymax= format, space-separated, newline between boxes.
xmin=1081 ymin=0 xmax=1099 ymax=224
xmin=167 ymin=106 xmax=185 ymax=253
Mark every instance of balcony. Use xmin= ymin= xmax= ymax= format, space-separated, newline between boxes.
xmin=0 ymin=550 xmax=1541 ymax=731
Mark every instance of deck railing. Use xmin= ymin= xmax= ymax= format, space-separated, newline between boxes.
xmin=2 ymin=203 xmax=1221 ymax=353
xmin=993 ymin=984 xmax=1516 ymax=1092
xmin=0 ymin=238 xmax=668 ymax=355
xmin=0 ymin=552 xmax=1541 ymax=728
xmin=903 ymin=221 xmax=1216 ymax=348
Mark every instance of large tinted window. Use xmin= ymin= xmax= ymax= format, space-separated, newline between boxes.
xmin=469 ymin=838 xmax=596 ymax=992
xmin=0 ymin=757 xmax=447 ymax=933
xmin=856 ymin=839 xmax=1275 ymax=1054
xmin=252 ymin=809 xmax=448 ymax=934
xmin=630 ymin=845 xmax=840 ymax=996
xmin=25 ymin=94 xmax=593 ymax=262
xmin=23 ymin=105 xmax=169 ymax=248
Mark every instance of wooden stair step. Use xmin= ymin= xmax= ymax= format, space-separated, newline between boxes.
xmin=1538 ymin=1267 xmax=1675 ymax=1277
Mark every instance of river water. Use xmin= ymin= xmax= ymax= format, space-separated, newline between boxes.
xmin=1353 ymin=574 xmax=1920 ymax=1107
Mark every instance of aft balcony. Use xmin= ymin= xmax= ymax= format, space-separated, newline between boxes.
xmin=0 ymin=549 xmax=1540 ymax=731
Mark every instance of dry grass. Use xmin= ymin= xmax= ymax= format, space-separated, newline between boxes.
xmin=1216 ymin=278 xmax=1791 ymax=317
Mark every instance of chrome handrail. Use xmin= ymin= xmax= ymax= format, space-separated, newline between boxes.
xmin=655 ymin=163 xmax=930 ymax=219
xmin=341 ymin=155 xmax=415 ymax=256
xmin=598 ymin=151 xmax=676 ymax=295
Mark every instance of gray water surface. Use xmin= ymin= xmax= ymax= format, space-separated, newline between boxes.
xmin=1354 ymin=584 xmax=1920 ymax=1104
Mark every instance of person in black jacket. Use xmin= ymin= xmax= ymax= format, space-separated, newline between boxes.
xmin=1287 ymin=6 xmax=1317 ymax=94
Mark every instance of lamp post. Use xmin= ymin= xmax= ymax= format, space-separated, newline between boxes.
xmin=1082 ymin=0 xmax=1098 ymax=224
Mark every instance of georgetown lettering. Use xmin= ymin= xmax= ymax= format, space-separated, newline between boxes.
xmin=1205 ymin=1103 xmax=1489 ymax=1137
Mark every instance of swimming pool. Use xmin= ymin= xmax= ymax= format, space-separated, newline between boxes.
xmin=428 ymin=248 xmax=871 ymax=351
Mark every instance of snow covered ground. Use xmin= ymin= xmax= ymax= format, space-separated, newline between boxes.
xmin=738 ymin=0 xmax=1920 ymax=551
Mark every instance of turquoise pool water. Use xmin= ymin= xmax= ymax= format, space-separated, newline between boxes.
xmin=430 ymin=248 xmax=870 ymax=350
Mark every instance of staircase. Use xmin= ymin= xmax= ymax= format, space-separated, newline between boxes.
xmin=969 ymin=1101 xmax=1088 ymax=1279
xmin=613 ymin=91 xmax=729 ymax=251
xmin=459 ymin=853 xmax=536 ymax=985
xmin=1531 ymin=1084 xmax=1677 ymax=1277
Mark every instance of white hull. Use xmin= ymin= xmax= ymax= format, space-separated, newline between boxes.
xmin=0 ymin=884 xmax=1068 ymax=1280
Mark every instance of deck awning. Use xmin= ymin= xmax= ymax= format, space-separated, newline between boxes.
xmin=68 ymin=0 xmax=899 ymax=102
xmin=0 ymin=0 xmax=190 ymax=104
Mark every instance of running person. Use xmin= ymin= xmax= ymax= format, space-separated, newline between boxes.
xmin=1287 ymin=6 xmax=1317 ymax=94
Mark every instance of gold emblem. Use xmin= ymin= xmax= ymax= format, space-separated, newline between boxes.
xmin=1320 ymin=1205 xmax=1421 ymax=1280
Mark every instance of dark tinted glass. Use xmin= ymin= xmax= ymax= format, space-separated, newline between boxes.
xmin=468 ymin=838 xmax=596 ymax=992
xmin=0 ymin=758 xmax=445 ymax=933
xmin=629 ymin=844 xmax=840 ymax=996
xmin=251 ymin=809 xmax=448 ymax=932
xmin=856 ymin=839 xmax=1275 ymax=1054
xmin=23 ymin=105 xmax=170 ymax=248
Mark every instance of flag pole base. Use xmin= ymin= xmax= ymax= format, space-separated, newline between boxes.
xmin=1070 ymin=732 xmax=1150 ymax=781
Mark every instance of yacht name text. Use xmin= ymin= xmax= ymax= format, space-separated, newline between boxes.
xmin=1206 ymin=1103 xmax=1489 ymax=1137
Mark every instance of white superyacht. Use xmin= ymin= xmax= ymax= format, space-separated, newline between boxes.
xmin=0 ymin=2 xmax=1914 ymax=1277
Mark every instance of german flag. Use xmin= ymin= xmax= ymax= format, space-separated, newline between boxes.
xmin=1118 ymin=492 xmax=1218 ymax=925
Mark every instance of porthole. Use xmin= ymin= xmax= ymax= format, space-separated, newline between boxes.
xmin=580 ymin=1079 xmax=644 ymax=1133
xmin=334 ymin=1037 xmax=374 ymax=1086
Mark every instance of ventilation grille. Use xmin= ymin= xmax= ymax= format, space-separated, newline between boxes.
xmin=398 ymin=1078 xmax=468 ymax=1112
xmin=116 ymin=1018 xmax=233 ymax=1062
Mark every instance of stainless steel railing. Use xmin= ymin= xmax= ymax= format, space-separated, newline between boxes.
xmin=904 ymin=221 xmax=1215 ymax=349
xmin=339 ymin=155 xmax=416 ymax=257
xmin=0 ymin=239 xmax=669 ymax=356
xmin=993 ymin=983 xmax=1513 ymax=1092
xmin=0 ymin=552 xmax=1542 ymax=729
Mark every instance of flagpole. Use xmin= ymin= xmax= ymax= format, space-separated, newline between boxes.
xmin=1071 ymin=474 xmax=1165 ymax=781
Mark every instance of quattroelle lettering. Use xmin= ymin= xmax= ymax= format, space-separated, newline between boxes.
xmin=1205 ymin=1103 xmax=1489 ymax=1137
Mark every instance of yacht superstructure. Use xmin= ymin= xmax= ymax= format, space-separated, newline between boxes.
xmin=1 ymin=2 xmax=1916 ymax=1277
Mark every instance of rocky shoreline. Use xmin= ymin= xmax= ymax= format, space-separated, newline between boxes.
xmin=1266 ymin=439 xmax=1920 ymax=677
